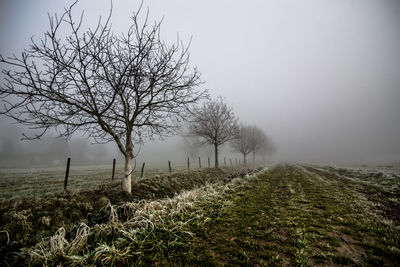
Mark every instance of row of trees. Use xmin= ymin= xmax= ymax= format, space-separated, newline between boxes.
xmin=188 ymin=98 xmax=275 ymax=168
xmin=0 ymin=2 xmax=274 ymax=194
xmin=231 ymin=125 xmax=275 ymax=165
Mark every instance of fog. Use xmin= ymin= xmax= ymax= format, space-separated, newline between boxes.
xmin=1 ymin=0 xmax=399 ymax=168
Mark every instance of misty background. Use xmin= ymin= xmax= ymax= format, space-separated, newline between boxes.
xmin=0 ymin=0 xmax=399 ymax=168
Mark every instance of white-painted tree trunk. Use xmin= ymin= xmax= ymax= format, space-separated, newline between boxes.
xmin=122 ymin=155 xmax=132 ymax=194
xmin=214 ymin=144 xmax=219 ymax=168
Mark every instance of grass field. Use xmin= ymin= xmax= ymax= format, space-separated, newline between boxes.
xmin=1 ymin=164 xmax=399 ymax=266
xmin=0 ymin=163 xmax=203 ymax=201
xmin=0 ymin=166 xmax=121 ymax=201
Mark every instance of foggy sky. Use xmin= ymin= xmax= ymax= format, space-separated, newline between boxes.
xmin=1 ymin=0 xmax=399 ymax=167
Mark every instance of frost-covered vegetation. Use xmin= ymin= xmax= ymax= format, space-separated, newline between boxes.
xmin=321 ymin=165 xmax=400 ymax=192
xmin=0 ymin=166 xmax=257 ymax=265
xmin=24 ymin=169 xmax=262 ymax=266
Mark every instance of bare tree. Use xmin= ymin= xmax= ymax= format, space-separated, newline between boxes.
xmin=248 ymin=126 xmax=269 ymax=164
xmin=231 ymin=125 xmax=275 ymax=165
xmin=258 ymin=136 xmax=277 ymax=164
xmin=0 ymin=2 xmax=206 ymax=193
xmin=188 ymin=97 xmax=238 ymax=168
xmin=230 ymin=125 xmax=253 ymax=165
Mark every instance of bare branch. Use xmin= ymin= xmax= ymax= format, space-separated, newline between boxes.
xmin=0 ymin=1 xmax=207 ymax=193
xmin=188 ymin=97 xmax=238 ymax=167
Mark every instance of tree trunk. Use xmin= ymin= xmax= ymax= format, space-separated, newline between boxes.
xmin=243 ymin=154 xmax=247 ymax=166
xmin=122 ymin=154 xmax=133 ymax=194
xmin=252 ymin=151 xmax=256 ymax=165
xmin=214 ymin=144 xmax=219 ymax=168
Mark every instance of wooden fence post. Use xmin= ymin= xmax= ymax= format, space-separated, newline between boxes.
xmin=199 ymin=157 xmax=201 ymax=168
xmin=111 ymin=158 xmax=116 ymax=181
xmin=187 ymin=157 xmax=190 ymax=170
xmin=64 ymin=157 xmax=71 ymax=191
xmin=141 ymin=162 xmax=145 ymax=178
xmin=168 ymin=160 xmax=172 ymax=175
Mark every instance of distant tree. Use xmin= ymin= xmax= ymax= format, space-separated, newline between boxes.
xmin=230 ymin=125 xmax=253 ymax=165
xmin=231 ymin=125 xmax=275 ymax=165
xmin=188 ymin=97 xmax=238 ymax=168
xmin=248 ymin=126 xmax=269 ymax=164
xmin=0 ymin=2 xmax=206 ymax=193
xmin=258 ymin=135 xmax=276 ymax=164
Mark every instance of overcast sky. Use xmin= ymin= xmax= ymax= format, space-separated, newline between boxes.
xmin=0 ymin=0 xmax=399 ymax=167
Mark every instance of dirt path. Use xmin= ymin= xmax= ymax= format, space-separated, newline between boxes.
xmin=186 ymin=164 xmax=400 ymax=266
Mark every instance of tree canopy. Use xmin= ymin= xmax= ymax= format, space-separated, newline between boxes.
xmin=188 ymin=97 xmax=238 ymax=167
xmin=0 ymin=2 xmax=207 ymax=193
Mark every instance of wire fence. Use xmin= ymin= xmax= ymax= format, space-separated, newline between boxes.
xmin=0 ymin=155 xmax=259 ymax=200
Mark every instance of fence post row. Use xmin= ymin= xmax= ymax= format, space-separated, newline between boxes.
xmin=64 ymin=157 xmax=71 ymax=191
xmin=62 ymin=155 xmax=245 ymax=191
